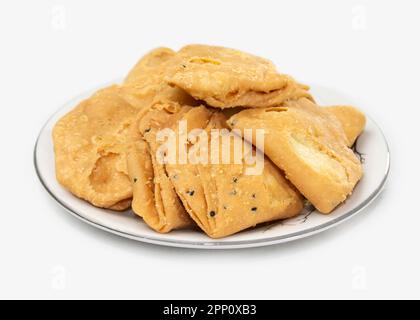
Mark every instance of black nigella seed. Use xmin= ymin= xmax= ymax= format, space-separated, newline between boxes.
xmin=251 ymin=207 xmax=258 ymax=212
xmin=187 ymin=190 xmax=195 ymax=196
xmin=232 ymin=177 xmax=238 ymax=183
xmin=133 ymin=178 xmax=138 ymax=183
xmin=144 ymin=128 xmax=151 ymax=134
xmin=252 ymin=193 xmax=256 ymax=199
xmin=209 ymin=211 xmax=216 ymax=217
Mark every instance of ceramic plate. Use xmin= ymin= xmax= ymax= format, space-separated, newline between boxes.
xmin=34 ymin=82 xmax=390 ymax=249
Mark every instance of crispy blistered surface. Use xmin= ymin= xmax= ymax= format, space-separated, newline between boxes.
xmin=53 ymin=47 xmax=194 ymax=211
xmin=53 ymin=86 xmax=138 ymax=210
xmin=228 ymin=98 xmax=363 ymax=214
xmin=166 ymin=111 xmax=303 ymax=238
xmin=52 ymin=44 xmax=366 ymax=237
xmin=167 ymin=44 xmax=312 ymax=108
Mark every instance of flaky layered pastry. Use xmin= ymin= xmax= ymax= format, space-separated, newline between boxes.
xmin=165 ymin=110 xmax=303 ymax=238
xmin=53 ymin=44 xmax=367 ymax=239
xmin=53 ymin=47 xmax=190 ymax=211
xmin=126 ymin=103 xmax=195 ymax=232
xmin=167 ymin=44 xmax=312 ymax=109
xmin=228 ymin=98 xmax=363 ymax=214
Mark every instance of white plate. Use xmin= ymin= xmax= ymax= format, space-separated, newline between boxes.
xmin=34 ymin=83 xmax=390 ymax=249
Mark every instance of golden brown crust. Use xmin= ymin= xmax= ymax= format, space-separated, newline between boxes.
xmin=52 ymin=86 xmax=138 ymax=209
xmin=228 ymin=98 xmax=363 ymax=214
xmin=109 ymin=198 xmax=132 ymax=211
xmin=53 ymin=48 xmax=194 ymax=212
xmin=167 ymin=44 xmax=312 ymax=109
xmin=52 ymin=44 xmax=367 ymax=237
xmin=118 ymin=48 xmax=179 ymax=110
xmin=325 ymin=105 xmax=366 ymax=147
xmin=122 ymin=48 xmax=201 ymax=232
xmin=124 ymin=47 xmax=176 ymax=86
xmin=166 ymin=110 xmax=303 ymax=238
xmin=126 ymin=103 xmax=194 ymax=232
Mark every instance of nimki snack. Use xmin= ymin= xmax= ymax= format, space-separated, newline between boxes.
xmin=53 ymin=86 xmax=137 ymax=210
xmin=165 ymin=111 xmax=303 ymax=238
xmin=228 ymin=98 xmax=363 ymax=214
xmin=126 ymin=103 xmax=195 ymax=232
xmin=53 ymin=45 xmax=366 ymax=238
xmin=167 ymin=45 xmax=312 ymax=109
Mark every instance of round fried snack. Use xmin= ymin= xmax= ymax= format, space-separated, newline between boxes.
xmin=53 ymin=85 xmax=139 ymax=210
xmin=167 ymin=44 xmax=313 ymax=109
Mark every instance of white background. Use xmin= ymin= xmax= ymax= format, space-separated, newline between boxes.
xmin=0 ymin=0 xmax=419 ymax=300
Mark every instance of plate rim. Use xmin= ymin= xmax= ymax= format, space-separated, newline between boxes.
xmin=33 ymin=84 xmax=391 ymax=249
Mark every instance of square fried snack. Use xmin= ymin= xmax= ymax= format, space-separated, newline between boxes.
xmin=325 ymin=106 xmax=366 ymax=147
xmin=52 ymin=86 xmax=139 ymax=210
xmin=228 ymin=98 xmax=363 ymax=214
xmin=165 ymin=110 xmax=303 ymax=238
xmin=126 ymin=103 xmax=194 ymax=232
xmin=167 ymin=44 xmax=313 ymax=109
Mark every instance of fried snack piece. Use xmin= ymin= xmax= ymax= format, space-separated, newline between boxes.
xmin=124 ymin=47 xmax=176 ymax=86
xmin=166 ymin=44 xmax=312 ymax=109
xmin=123 ymin=48 xmax=200 ymax=232
xmin=325 ymin=106 xmax=366 ymax=146
xmin=228 ymin=98 xmax=363 ymax=214
xmin=53 ymin=86 xmax=138 ymax=210
xmin=165 ymin=110 xmax=303 ymax=238
xmin=126 ymin=103 xmax=194 ymax=232
xmin=118 ymin=48 xmax=178 ymax=110
xmin=123 ymin=47 xmax=200 ymax=110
